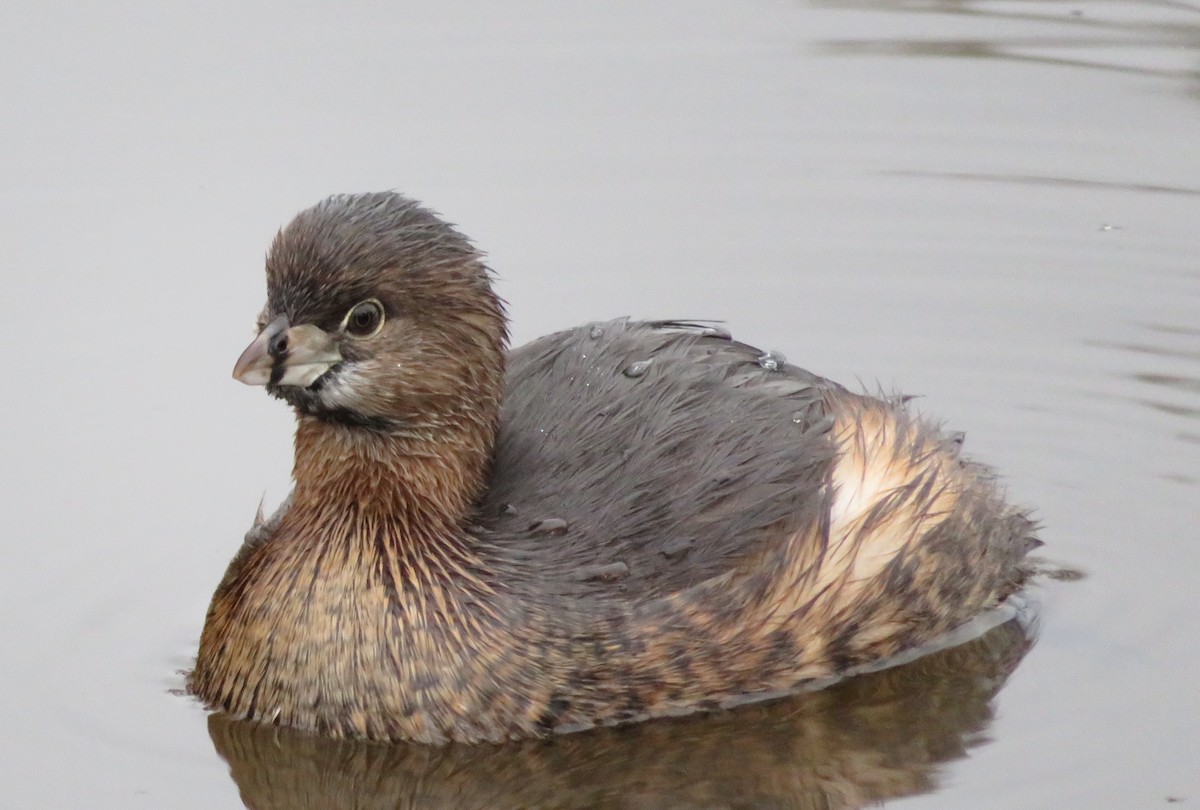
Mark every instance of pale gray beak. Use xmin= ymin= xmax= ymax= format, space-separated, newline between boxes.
xmin=232 ymin=315 xmax=343 ymax=387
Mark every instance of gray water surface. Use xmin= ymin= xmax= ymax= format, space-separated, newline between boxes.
xmin=2 ymin=1 xmax=1198 ymax=807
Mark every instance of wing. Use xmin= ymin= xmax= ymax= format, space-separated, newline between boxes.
xmin=475 ymin=318 xmax=845 ymax=599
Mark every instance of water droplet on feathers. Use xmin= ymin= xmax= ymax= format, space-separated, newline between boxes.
xmin=756 ymin=351 xmax=786 ymax=371
xmin=623 ymin=360 xmax=652 ymax=378
xmin=573 ymin=561 xmax=629 ymax=582
xmin=528 ymin=517 xmax=569 ymax=535
xmin=659 ymin=537 xmax=693 ymax=560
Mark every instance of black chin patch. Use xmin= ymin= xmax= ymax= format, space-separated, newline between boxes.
xmin=314 ymin=409 xmax=396 ymax=432
xmin=266 ymin=384 xmax=395 ymax=433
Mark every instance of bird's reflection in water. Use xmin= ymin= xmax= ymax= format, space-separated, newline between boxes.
xmin=209 ymin=616 xmax=1033 ymax=810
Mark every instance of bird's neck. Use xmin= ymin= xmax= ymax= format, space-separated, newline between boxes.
xmin=194 ymin=407 xmax=516 ymax=743
xmin=289 ymin=413 xmax=495 ymax=529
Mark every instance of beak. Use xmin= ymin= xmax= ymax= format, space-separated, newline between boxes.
xmin=232 ymin=315 xmax=343 ymax=387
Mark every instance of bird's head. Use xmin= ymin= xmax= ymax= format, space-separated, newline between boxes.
xmin=233 ymin=193 xmax=508 ymax=435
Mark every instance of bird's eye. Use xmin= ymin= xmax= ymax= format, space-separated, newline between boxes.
xmin=342 ymin=299 xmax=385 ymax=338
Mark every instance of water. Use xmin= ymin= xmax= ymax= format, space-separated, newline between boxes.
xmin=2 ymin=1 xmax=1197 ymax=807
xmin=622 ymin=359 xmax=654 ymax=378
xmin=757 ymin=350 xmax=788 ymax=371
